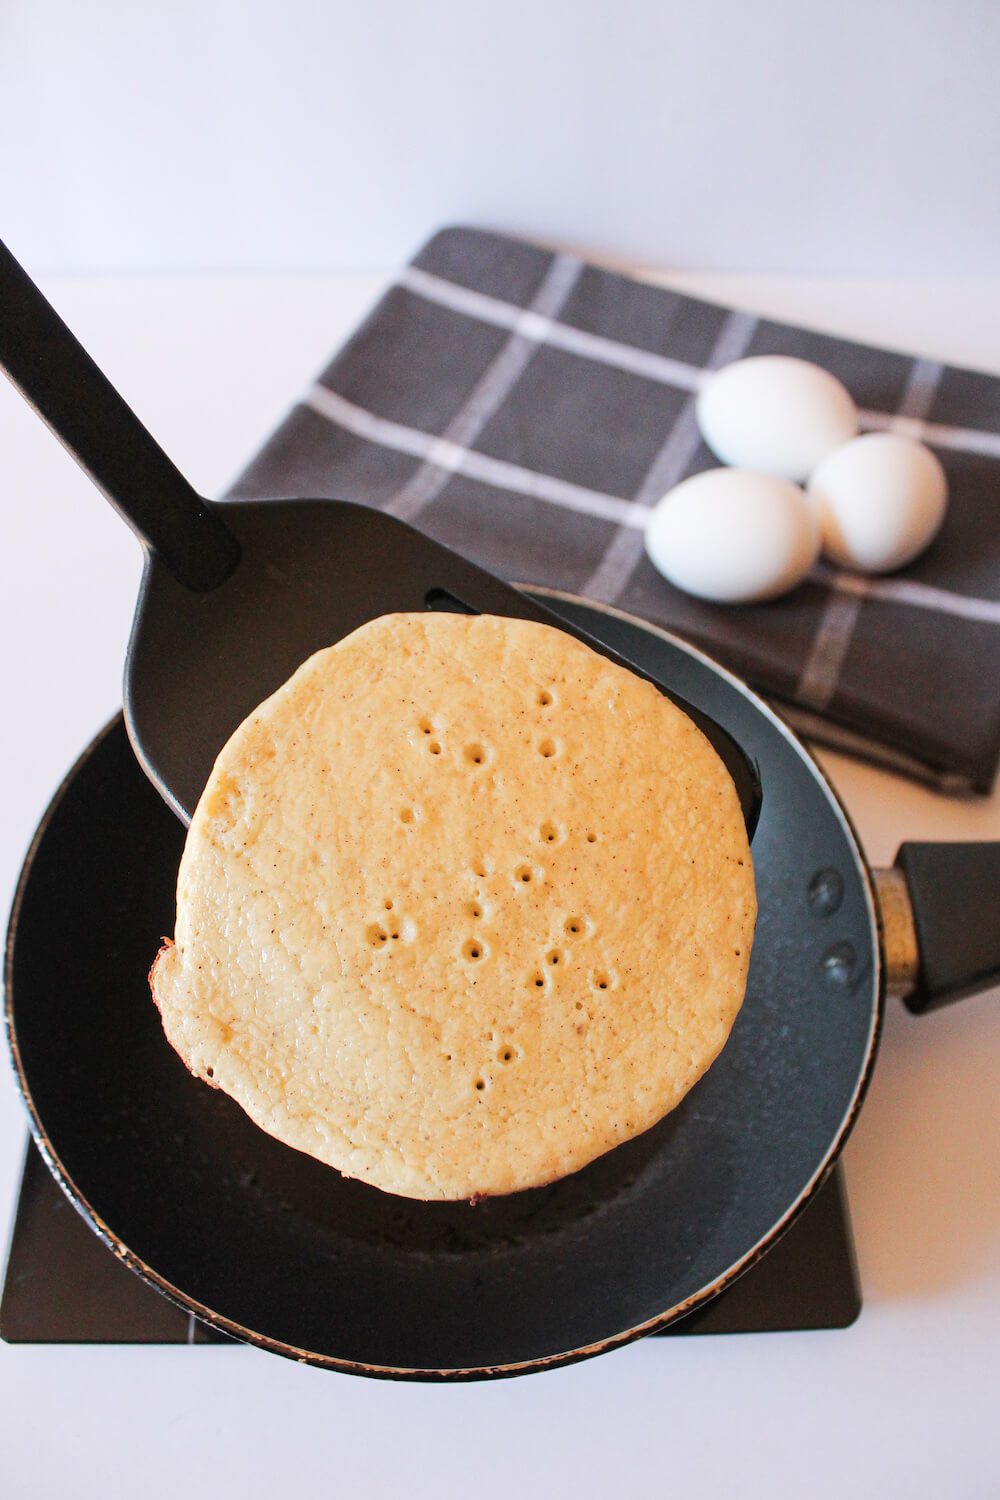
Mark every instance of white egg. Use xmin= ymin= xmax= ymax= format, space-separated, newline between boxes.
xmin=697 ymin=356 xmax=859 ymax=482
xmin=644 ymin=468 xmax=821 ymax=604
xmin=806 ymin=432 xmax=948 ymax=573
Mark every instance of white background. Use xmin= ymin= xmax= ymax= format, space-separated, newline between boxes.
xmin=2 ymin=0 xmax=999 ymax=275
xmin=1 ymin=2 xmax=999 ymax=1494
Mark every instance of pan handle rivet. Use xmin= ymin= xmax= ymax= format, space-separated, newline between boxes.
xmin=821 ymin=941 xmax=856 ymax=987
xmin=808 ymin=868 xmax=844 ymax=916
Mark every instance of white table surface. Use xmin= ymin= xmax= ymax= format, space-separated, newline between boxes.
xmin=0 ymin=265 xmax=997 ymax=1499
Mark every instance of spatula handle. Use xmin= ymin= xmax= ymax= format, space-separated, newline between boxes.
xmin=0 ymin=238 xmax=240 ymax=591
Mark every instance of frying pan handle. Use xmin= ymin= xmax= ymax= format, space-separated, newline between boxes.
xmin=0 ymin=237 xmax=240 ymax=591
xmin=885 ymin=843 xmax=1000 ymax=1014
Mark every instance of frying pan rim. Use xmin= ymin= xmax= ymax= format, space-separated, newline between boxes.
xmin=3 ymin=597 xmax=884 ymax=1379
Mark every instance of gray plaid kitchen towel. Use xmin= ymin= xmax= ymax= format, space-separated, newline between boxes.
xmin=228 ymin=226 xmax=1000 ymax=794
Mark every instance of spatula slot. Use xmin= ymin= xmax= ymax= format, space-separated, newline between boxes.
xmin=424 ymin=587 xmax=480 ymax=615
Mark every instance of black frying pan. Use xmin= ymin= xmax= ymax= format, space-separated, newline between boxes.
xmin=5 ymin=592 xmax=998 ymax=1379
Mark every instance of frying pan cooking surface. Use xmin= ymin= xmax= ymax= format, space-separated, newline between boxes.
xmin=4 ymin=594 xmax=880 ymax=1378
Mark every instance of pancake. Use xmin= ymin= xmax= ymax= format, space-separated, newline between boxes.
xmin=150 ymin=612 xmax=756 ymax=1200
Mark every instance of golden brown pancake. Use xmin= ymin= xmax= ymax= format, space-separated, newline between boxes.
xmin=150 ymin=612 xmax=755 ymax=1200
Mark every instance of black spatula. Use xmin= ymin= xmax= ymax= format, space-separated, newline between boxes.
xmin=0 ymin=238 xmax=760 ymax=832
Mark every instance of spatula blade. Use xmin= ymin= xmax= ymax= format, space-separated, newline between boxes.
xmin=126 ymin=496 xmax=761 ymax=835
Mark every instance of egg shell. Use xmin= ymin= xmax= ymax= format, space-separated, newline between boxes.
xmin=806 ymin=432 xmax=949 ymax=573
xmin=644 ymin=468 xmax=821 ymax=604
xmin=697 ymin=356 xmax=859 ymax=482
